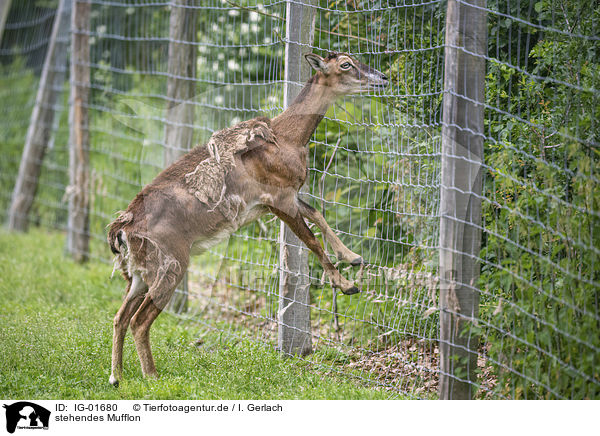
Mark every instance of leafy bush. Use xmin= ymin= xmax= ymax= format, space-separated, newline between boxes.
xmin=478 ymin=0 xmax=600 ymax=399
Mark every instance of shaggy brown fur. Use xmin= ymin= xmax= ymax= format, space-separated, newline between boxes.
xmin=184 ymin=117 xmax=278 ymax=220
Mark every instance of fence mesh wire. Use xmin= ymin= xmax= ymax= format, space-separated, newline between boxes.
xmin=0 ymin=1 xmax=70 ymax=232
xmin=477 ymin=0 xmax=599 ymax=399
xmin=0 ymin=0 xmax=598 ymax=399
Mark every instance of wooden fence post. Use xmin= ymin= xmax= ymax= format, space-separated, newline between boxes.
xmin=7 ymin=0 xmax=71 ymax=231
xmin=164 ymin=0 xmax=197 ymax=312
xmin=277 ymin=0 xmax=316 ymax=357
xmin=0 ymin=0 xmax=11 ymax=47
xmin=67 ymin=0 xmax=90 ymax=262
xmin=439 ymin=0 xmax=487 ymax=399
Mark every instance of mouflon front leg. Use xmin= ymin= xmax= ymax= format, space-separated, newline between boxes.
xmin=268 ymin=205 xmax=359 ymax=295
xmin=297 ymin=199 xmax=363 ymax=266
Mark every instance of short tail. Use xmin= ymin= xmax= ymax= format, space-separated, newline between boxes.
xmin=107 ymin=211 xmax=133 ymax=255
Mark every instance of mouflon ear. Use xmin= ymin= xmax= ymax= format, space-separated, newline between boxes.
xmin=305 ymin=53 xmax=328 ymax=73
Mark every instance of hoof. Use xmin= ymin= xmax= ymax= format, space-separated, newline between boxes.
xmin=350 ymin=257 xmax=364 ymax=266
xmin=342 ymin=286 xmax=360 ymax=295
xmin=109 ymin=375 xmax=119 ymax=388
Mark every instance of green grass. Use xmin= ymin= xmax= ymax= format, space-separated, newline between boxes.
xmin=0 ymin=230 xmax=393 ymax=399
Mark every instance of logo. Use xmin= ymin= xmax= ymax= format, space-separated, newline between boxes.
xmin=2 ymin=402 xmax=50 ymax=434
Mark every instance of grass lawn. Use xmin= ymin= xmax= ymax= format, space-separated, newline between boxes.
xmin=0 ymin=230 xmax=393 ymax=400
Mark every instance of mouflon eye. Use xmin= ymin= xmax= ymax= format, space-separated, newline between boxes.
xmin=340 ymin=62 xmax=352 ymax=70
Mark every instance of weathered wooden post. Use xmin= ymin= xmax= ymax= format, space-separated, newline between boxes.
xmin=8 ymin=0 xmax=71 ymax=231
xmin=277 ymin=0 xmax=316 ymax=356
xmin=439 ymin=0 xmax=487 ymax=399
xmin=164 ymin=0 xmax=197 ymax=312
xmin=0 ymin=0 xmax=12 ymax=47
xmin=164 ymin=0 xmax=197 ymax=165
xmin=67 ymin=0 xmax=90 ymax=262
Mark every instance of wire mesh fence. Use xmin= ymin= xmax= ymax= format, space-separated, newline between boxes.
xmin=0 ymin=0 xmax=598 ymax=399
xmin=0 ymin=0 xmax=71 ymax=232
xmin=477 ymin=0 xmax=599 ymax=399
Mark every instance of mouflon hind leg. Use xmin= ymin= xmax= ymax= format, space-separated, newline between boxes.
xmin=129 ymin=295 xmax=163 ymax=379
xmin=109 ymin=273 xmax=148 ymax=387
xmin=129 ymin=254 xmax=187 ymax=379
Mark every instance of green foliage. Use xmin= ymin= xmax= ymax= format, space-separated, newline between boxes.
xmin=479 ymin=0 xmax=600 ymax=399
xmin=0 ymin=58 xmax=37 ymax=223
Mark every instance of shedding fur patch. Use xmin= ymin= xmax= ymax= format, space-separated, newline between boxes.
xmin=109 ymin=210 xmax=182 ymax=297
xmin=113 ymin=210 xmax=133 ymax=225
xmin=109 ymin=211 xmax=134 ymax=278
xmin=139 ymin=235 xmax=182 ymax=295
xmin=112 ymin=231 xmax=182 ymax=300
xmin=184 ymin=117 xmax=278 ymax=221
xmin=111 ymin=230 xmax=128 ymax=279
